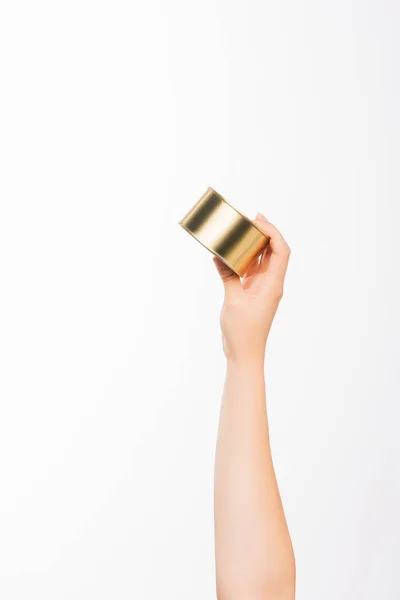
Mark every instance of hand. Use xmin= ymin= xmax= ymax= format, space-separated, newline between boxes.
xmin=213 ymin=213 xmax=291 ymax=364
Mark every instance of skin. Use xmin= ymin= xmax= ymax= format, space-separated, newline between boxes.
xmin=213 ymin=213 xmax=295 ymax=600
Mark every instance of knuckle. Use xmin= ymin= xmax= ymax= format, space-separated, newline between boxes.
xmin=222 ymin=272 xmax=237 ymax=283
xmin=283 ymin=244 xmax=291 ymax=258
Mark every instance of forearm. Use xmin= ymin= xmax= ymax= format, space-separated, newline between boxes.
xmin=214 ymin=356 xmax=295 ymax=600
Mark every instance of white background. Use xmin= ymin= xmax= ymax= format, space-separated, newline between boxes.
xmin=0 ymin=1 xmax=399 ymax=598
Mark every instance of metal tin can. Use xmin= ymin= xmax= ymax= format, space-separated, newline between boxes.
xmin=179 ymin=187 xmax=269 ymax=277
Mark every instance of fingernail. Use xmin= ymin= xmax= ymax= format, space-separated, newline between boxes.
xmin=256 ymin=213 xmax=268 ymax=222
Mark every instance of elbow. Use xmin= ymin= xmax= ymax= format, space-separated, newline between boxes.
xmin=217 ymin=583 xmax=295 ymax=600
xmin=217 ymin=560 xmax=296 ymax=600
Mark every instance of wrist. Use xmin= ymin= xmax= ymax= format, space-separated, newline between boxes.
xmin=225 ymin=351 xmax=265 ymax=372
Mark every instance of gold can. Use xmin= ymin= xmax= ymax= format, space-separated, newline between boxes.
xmin=179 ymin=187 xmax=269 ymax=277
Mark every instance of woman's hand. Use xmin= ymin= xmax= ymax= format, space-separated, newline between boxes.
xmin=214 ymin=213 xmax=291 ymax=364
xmin=214 ymin=213 xmax=296 ymax=600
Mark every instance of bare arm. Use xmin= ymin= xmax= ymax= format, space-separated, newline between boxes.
xmin=213 ymin=214 xmax=295 ymax=600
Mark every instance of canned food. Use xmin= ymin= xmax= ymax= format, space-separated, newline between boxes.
xmin=179 ymin=187 xmax=269 ymax=277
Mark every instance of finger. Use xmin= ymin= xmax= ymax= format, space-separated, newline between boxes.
xmin=259 ymin=244 xmax=271 ymax=273
xmin=254 ymin=213 xmax=291 ymax=283
xmin=251 ymin=213 xmax=270 ymax=276
xmin=242 ymin=254 xmax=261 ymax=281
xmin=213 ymin=257 xmax=243 ymax=300
xmin=242 ymin=212 xmax=269 ymax=281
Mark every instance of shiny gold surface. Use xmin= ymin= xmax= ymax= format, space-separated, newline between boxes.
xmin=179 ymin=187 xmax=269 ymax=277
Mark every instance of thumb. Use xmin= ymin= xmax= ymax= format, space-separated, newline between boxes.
xmin=213 ymin=257 xmax=242 ymax=299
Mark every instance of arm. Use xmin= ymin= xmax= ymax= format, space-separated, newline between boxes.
xmin=213 ymin=213 xmax=295 ymax=600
